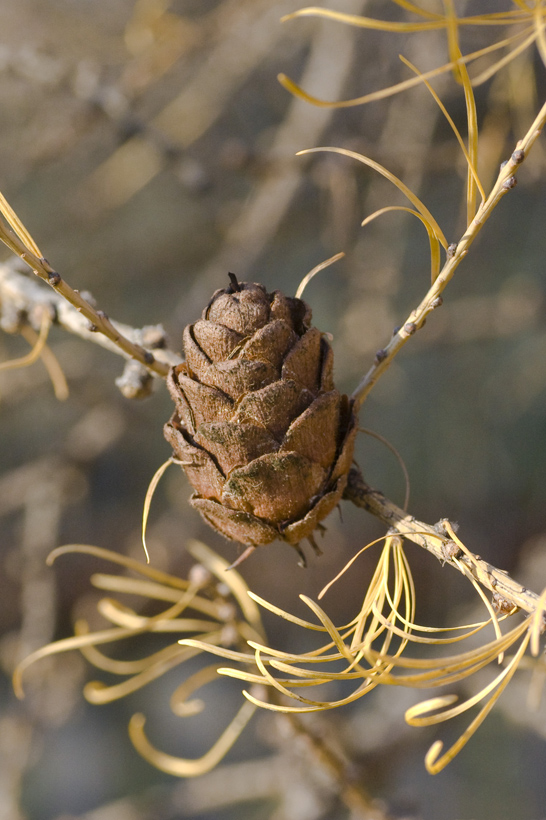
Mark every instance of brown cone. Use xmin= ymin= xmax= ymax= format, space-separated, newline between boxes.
xmin=164 ymin=277 xmax=357 ymax=557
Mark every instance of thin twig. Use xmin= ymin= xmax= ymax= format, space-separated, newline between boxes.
xmin=0 ymin=259 xmax=182 ymax=372
xmin=281 ymin=712 xmax=393 ymax=820
xmin=344 ymin=467 xmax=542 ymax=617
xmin=351 ymin=98 xmax=546 ymax=411
xmin=0 ymin=230 xmax=172 ymax=378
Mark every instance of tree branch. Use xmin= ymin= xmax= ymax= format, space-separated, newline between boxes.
xmin=350 ymin=98 xmax=546 ymax=411
xmin=344 ymin=467 xmax=542 ymax=618
xmin=0 ymin=258 xmax=182 ymax=374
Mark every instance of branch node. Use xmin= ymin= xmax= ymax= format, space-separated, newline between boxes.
xmin=142 ymin=349 xmax=156 ymax=365
xmin=502 ymin=175 xmax=517 ymax=191
xmin=511 ymin=149 xmax=525 ymax=164
xmin=433 ymin=518 xmax=459 ymax=537
xmin=47 ymin=270 xmax=61 ymax=286
xmin=441 ymin=540 xmax=462 ymax=563
xmin=115 ymin=359 xmax=154 ymax=400
xmin=492 ymin=591 xmax=518 ymax=616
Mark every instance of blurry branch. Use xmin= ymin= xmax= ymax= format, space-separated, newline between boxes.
xmin=344 ymin=467 xmax=541 ymax=618
xmin=182 ymin=0 xmax=368 ymax=317
xmin=83 ymin=0 xmax=302 ymax=211
xmin=0 ymin=259 xmax=182 ymax=376
xmin=280 ymin=712 xmax=392 ymax=820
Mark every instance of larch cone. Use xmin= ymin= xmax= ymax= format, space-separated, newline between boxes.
xmin=164 ymin=275 xmax=357 ymax=563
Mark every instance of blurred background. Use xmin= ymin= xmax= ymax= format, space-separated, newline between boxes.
xmin=1 ymin=1 xmax=546 ymax=818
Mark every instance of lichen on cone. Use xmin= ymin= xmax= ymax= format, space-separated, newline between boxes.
xmin=164 ymin=275 xmax=357 ymax=559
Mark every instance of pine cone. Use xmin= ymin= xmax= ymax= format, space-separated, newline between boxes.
xmin=164 ymin=275 xmax=357 ymax=561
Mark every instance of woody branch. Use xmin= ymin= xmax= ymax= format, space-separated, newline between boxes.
xmin=0 ymin=258 xmax=182 ymax=373
xmin=344 ymin=467 xmax=542 ymax=618
xmin=0 ymin=227 xmax=174 ymax=378
xmin=350 ymin=98 xmax=546 ymax=411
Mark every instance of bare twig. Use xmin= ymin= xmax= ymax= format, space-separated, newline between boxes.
xmin=344 ymin=467 xmax=542 ymax=617
xmin=0 ymin=259 xmax=182 ymax=372
xmin=0 ymin=219 xmax=173 ymax=377
xmin=281 ymin=712 xmax=393 ymax=820
xmin=351 ymin=98 xmax=546 ymax=411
